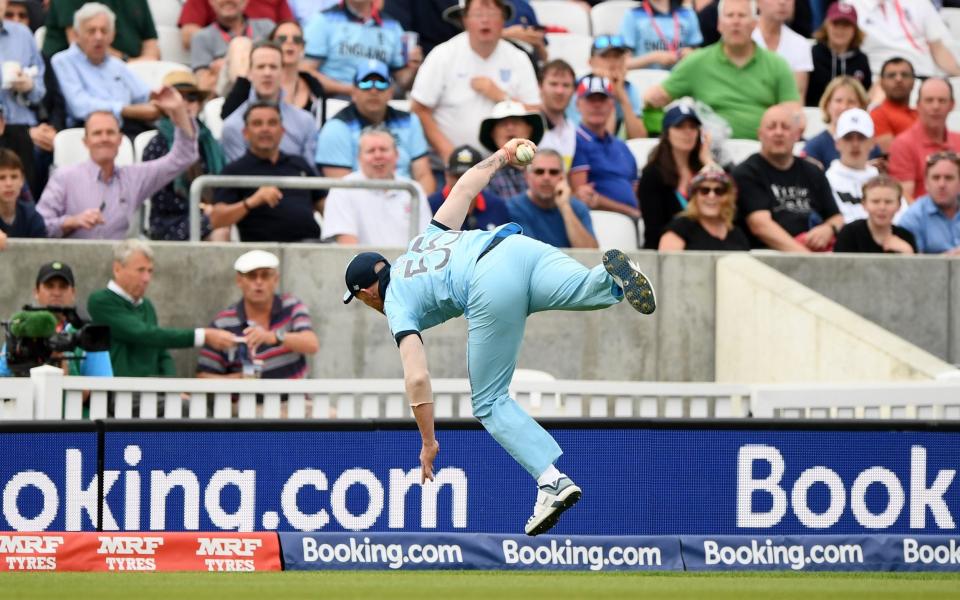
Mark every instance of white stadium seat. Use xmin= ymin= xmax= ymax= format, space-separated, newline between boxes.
xmin=201 ymin=96 xmax=226 ymax=140
xmin=626 ymin=137 xmax=659 ymax=166
xmin=133 ymin=130 xmax=159 ymax=162
xmin=545 ymin=33 xmax=592 ymax=75
xmin=157 ymin=25 xmax=191 ymax=65
xmin=34 ymin=25 xmax=45 ymax=49
xmin=127 ymin=60 xmax=190 ymax=90
xmin=53 ymin=128 xmax=134 ymax=168
xmin=590 ymin=210 xmax=639 ymax=249
xmin=148 ymin=0 xmax=183 ymax=29
xmin=388 ymin=98 xmax=411 ymax=112
xmin=590 ymin=0 xmax=639 ymax=35
xmin=802 ymin=106 xmax=828 ymax=140
xmin=323 ymin=98 xmax=350 ymax=126
xmin=723 ymin=138 xmax=761 ymax=165
xmin=531 ymin=0 xmax=592 ymax=36
xmin=625 ymin=68 xmax=670 ymax=101
xmin=948 ymin=112 xmax=960 ymax=132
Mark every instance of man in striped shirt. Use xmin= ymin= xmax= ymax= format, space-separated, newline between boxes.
xmin=197 ymin=250 xmax=319 ymax=378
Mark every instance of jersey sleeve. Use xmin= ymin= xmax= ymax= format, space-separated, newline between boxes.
xmin=303 ymin=12 xmax=329 ymax=60
xmin=410 ymin=45 xmax=445 ymax=108
xmin=315 ymin=119 xmax=355 ymax=169
xmin=680 ymin=9 xmax=703 ymax=46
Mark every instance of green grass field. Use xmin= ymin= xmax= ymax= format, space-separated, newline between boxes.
xmin=3 ymin=571 xmax=960 ymax=600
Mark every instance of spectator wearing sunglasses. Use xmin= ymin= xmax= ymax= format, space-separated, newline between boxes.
xmin=898 ymin=152 xmax=960 ymax=254
xmin=316 ymin=60 xmax=434 ymax=193
xmin=507 ymin=149 xmax=598 ymax=249
xmin=190 ymin=0 xmax=276 ymax=94
xmin=428 ymin=144 xmax=510 ymax=231
xmin=222 ymin=20 xmax=327 ymax=118
xmin=303 ymin=0 xmax=412 ymax=98
xmin=619 ymin=0 xmax=703 ymax=71
xmin=142 ymin=72 xmax=228 ymax=242
xmin=570 ymin=35 xmax=646 ymax=139
xmin=659 ymin=163 xmax=749 ymax=251
xmin=888 ymin=78 xmax=960 ymax=202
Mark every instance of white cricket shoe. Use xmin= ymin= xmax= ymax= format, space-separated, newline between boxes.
xmin=524 ymin=476 xmax=582 ymax=536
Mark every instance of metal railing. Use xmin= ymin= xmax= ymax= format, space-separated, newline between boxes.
xmin=188 ymin=175 xmax=422 ymax=242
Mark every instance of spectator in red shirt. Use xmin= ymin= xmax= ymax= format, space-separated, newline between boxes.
xmin=179 ymin=0 xmax=294 ymax=49
xmin=888 ymin=77 xmax=960 ymax=201
xmin=870 ymin=57 xmax=917 ymax=156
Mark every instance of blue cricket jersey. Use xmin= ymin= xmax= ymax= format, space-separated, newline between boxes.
xmin=384 ymin=222 xmax=520 ymax=341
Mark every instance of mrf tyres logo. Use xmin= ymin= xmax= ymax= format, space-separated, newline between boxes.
xmin=737 ymin=444 xmax=955 ymax=530
xmin=0 ymin=445 xmax=468 ymax=532
xmin=196 ymin=537 xmax=263 ymax=572
xmin=97 ymin=535 xmax=164 ymax=571
xmin=0 ymin=535 xmax=64 ymax=571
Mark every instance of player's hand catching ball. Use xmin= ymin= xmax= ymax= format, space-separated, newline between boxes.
xmin=503 ymin=138 xmax=537 ymax=167
xmin=420 ymin=439 xmax=439 ymax=484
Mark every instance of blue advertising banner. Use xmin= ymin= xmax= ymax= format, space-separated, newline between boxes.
xmin=0 ymin=430 xmax=98 ymax=532
xmin=280 ymin=532 xmax=684 ymax=571
xmin=4 ymin=422 xmax=960 ymax=538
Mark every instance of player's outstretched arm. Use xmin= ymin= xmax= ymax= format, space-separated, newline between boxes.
xmin=400 ymin=334 xmax=439 ymax=482
xmin=433 ymin=138 xmax=536 ymax=230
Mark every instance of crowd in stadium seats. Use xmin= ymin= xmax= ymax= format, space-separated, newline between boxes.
xmin=2 ymin=1 xmax=960 ymax=287
xmin=6 ymin=0 xmax=960 ymax=377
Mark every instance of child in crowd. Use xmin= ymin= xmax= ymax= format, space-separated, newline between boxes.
xmin=0 ymin=148 xmax=45 ymax=250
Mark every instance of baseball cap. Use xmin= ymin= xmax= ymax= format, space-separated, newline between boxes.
xmin=343 ymin=252 xmax=390 ymax=304
xmin=447 ymin=145 xmax=483 ymax=176
xmin=354 ymin=59 xmax=392 ymax=85
xmin=826 ymin=2 xmax=858 ymax=25
xmin=234 ymin=250 xmax=279 ymax=274
xmin=36 ymin=261 xmax=75 ymax=287
xmin=592 ymin=34 xmax=631 ymax=56
xmin=576 ymin=74 xmax=613 ymax=99
xmin=835 ymin=108 xmax=874 ymax=139
xmin=662 ymin=104 xmax=702 ymax=130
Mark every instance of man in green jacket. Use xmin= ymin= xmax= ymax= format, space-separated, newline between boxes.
xmin=87 ymin=239 xmax=236 ymax=376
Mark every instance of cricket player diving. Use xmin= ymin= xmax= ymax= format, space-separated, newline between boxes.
xmin=342 ymin=138 xmax=656 ymax=536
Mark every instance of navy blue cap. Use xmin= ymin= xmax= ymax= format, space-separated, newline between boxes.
xmin=662 ymin=104 xmax=702 ymax=129
xmin=343 ymin=252 xmax=390 ymax=304
xmin=354 ymin=59 xmax=392 ymax=85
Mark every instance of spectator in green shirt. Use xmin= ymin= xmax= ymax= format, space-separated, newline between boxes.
xmin=87 ymin=239 xmax=237 ymax=377
xmin=42 ymin=0 xmax=159 ymax=62
xmin=643 ymin=0 xmax=801 ymax=140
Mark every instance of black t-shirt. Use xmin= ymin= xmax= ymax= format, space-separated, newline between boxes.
xmin=0 ymin=200 xmax=47 ymax=238
xmin=833 ymin=219 xmax=917 ymax=254
xmin=639 ymin=162 xmax=685 ymax=250
xmin=215 ymin=152 xmax=323 ymax=242
xmin=663 ymin=215 xmax=750 ymax=251
xmin=732 ymin=154 xmax=840 ymax=248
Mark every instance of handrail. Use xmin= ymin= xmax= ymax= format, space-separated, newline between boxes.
xmin=188 ymin=175 xmax=421 ymax=242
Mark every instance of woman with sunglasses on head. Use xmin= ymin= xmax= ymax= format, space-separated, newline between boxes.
xmin=639 ymin=104 xmax=710 ymax=249
xmin=619 ymin=0 xmax=703 ymax=70
xmin=222 ymin=21 xmax=326 ymax=119
xmin=834 ymin=175 xmax=915 ymax=254
xmin=658 ymin=164 xmax=749 ymax=251
xmin=142 ymin=72 xmax=229 ymax=242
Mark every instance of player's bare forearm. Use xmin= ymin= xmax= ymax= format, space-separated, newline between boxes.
xmin=434 ymin=149 xmax=507 ymax=230
xmin=412 ymin=402 xmax=436 ymax=445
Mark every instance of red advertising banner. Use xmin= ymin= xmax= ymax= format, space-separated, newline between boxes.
xmin=0 ymin=532 xmax=282 ymax=572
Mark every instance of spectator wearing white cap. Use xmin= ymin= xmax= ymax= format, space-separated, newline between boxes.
xmin=826 ymin=107 xmax=907 ymax=224
xmin=198 ymin=250 xmax=319 ymax=379
xmin=478 ymin=100 xmax=545 ymax=199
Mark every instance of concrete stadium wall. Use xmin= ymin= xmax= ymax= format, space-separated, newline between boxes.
xmin=0 ymin=240 xmax=718 ymax=381
xmin=3 ymin=241 xmax=955 ymax=381
xmin=716 ymin=255 xmax=957 ymax=383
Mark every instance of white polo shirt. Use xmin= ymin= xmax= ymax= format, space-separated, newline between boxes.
xmin=843 ymin=0 xmax=948 ymax=77
xmin=322 ymin=170 xmax=432 ymax=247
xmin=751 ymin=24 xmax=814 ymax=73
xmin=411 ymin=32 xmax=541 ymax=154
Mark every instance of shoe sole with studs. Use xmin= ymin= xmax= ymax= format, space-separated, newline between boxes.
xmin=603 ymin=249 xmax=656 ymax=315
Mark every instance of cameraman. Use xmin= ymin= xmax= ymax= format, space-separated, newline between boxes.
xmin=0 ymin=261 xmax=113 ymax=376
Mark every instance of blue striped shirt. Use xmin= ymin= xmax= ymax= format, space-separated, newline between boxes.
xmin=0 ymin=20 xmax=46 ymax=126
xmin=51 ymin=44 xmax=151 ymax=126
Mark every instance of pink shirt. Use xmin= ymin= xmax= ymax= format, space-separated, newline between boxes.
xmin=888 ymin=121 xmax=960 ymax=197
xmin=37 ymin=126 xmax=199 ymax=239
